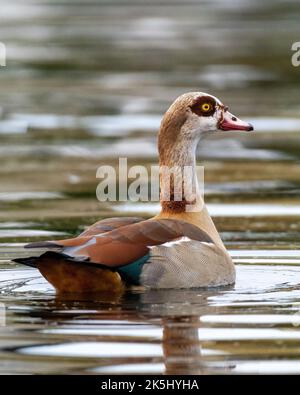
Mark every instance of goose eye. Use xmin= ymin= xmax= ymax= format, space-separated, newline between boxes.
xmin=201 ymin=103 xmax=212 ymax=112
xmin=190 ymin=95 xmax=216 ymax=117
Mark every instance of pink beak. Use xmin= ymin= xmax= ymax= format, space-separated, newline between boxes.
xmin=219 ymin=111 xmax=253 ymax=132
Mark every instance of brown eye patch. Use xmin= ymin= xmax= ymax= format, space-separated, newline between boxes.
xmin=190 ymin=96 xmax=216 ymax=117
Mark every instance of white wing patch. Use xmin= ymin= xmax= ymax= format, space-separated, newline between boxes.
xmin=64 ymin=237 xmax=97 ymax=256
xmin=141 ymin=237 xmax=235 ymax=289
xmin=150 ymin=236 xmax=197 ymax=248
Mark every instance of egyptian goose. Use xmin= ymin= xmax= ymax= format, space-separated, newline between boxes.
xmin=15 ymin=92 xmax=253 ymax=293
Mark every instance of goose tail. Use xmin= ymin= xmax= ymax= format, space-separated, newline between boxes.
xmin=13 ymin=256 xmax=40 ymax=268
xmin=13 ymin=251 xmax=124 ymax=293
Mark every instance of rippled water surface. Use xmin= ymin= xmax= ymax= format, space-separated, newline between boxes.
xmin=1 ymin=0 xmax=300 ymax=374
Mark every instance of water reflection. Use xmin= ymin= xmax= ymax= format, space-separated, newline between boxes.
xmin=0 ymin=262 xmax=300 ymax=374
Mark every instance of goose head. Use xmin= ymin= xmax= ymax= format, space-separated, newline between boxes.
xmin=159 ymin=92 xmax=253 ymax=158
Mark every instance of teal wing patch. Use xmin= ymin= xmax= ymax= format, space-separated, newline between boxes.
xmin=117 ymin=254 xmax=150 ymax=285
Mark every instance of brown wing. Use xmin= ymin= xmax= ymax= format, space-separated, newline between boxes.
xmin=78 ymin=216 xmax=144 ymax=237
xmin=60 ymin=218 xmax=214 ymax=267
xmin=25 ymin=216 xmax=144 ymax=249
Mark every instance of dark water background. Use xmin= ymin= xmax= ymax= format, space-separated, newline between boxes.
xmin=0 ymin=0 xmax=300 ymax=374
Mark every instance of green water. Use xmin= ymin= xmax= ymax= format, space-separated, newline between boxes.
xmin=0 ymin=0 xmax=300 ymax=374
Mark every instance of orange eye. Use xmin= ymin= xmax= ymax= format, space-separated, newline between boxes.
xmin=201 ymin=103 xmax=212 ymax=112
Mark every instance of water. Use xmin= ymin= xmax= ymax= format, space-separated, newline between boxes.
xmin=0 ymin=0 xmax=300 ymax=374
